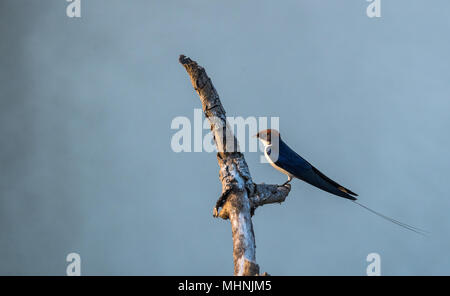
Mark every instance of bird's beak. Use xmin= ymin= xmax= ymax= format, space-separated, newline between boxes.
xmin=253 ymin=134 xmax=258 ymax=138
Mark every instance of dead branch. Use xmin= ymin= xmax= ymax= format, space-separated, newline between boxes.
xmin=179 ymin=55 xmax=291 ymax=276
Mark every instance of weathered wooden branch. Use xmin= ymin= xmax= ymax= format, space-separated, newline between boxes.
xmin=179 ymin=55 xmax=291 ymax=276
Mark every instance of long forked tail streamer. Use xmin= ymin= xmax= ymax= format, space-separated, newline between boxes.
xmin=352 ymin=201 xmax=428 ymax=236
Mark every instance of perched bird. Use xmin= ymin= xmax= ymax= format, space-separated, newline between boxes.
xmin=255 ymin=129 xmax=427 ymax=235
xmin=256 ymin=129 xmax=357 ymax=201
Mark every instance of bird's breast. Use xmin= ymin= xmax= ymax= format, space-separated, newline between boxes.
xmin=264 ymin=145 xmax=293 ymax=178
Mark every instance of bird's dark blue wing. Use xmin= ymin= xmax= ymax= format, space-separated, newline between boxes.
xmin=274 ymin=140 xmax=357 ymax=200
xmin=273 ymin=141 xmax=312 ymax=172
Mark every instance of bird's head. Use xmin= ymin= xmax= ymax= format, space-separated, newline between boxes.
xmin=254 ymin=129 xmax=280 ymax=146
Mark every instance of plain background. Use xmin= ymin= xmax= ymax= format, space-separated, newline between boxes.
xmin=1 ymin=0 xmax=449 ymax=275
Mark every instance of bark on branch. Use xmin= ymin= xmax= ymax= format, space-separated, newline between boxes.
xmin=179 ymin=55 xmax=291 ymax=276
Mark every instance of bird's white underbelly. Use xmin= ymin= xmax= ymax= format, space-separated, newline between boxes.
xmin=264 ymin=146 xmax=293 ymax=178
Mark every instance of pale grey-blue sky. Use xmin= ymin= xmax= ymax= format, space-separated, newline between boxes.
xmin=0 ymin=0 xmax=449 ymax=275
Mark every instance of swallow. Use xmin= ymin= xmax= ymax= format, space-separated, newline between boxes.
xmin=255 ymin=129 xmax=357 ymax=201
xmin=255 ymin=129 xmax=427 ymax=235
